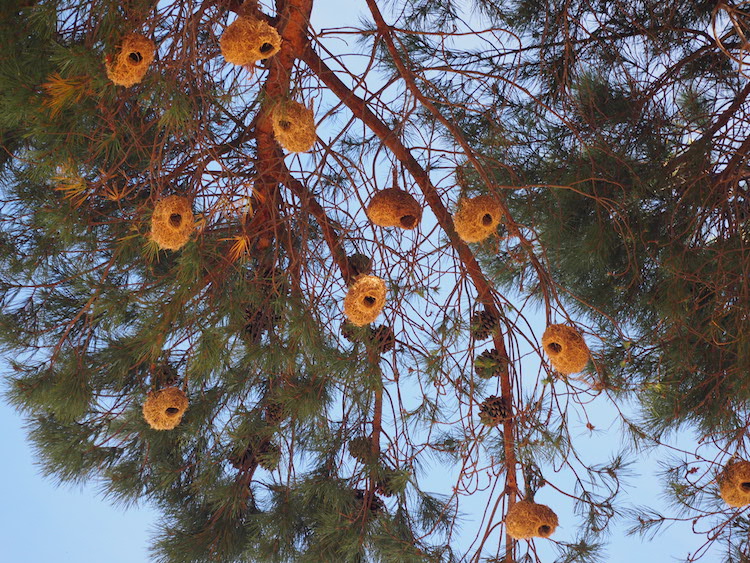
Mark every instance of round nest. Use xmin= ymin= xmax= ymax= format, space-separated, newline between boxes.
xmin=149 ymin=195 xmax=195 ymax=250
xmin=105 ymin=33 xmax=155 ymax=87
xmin=142 ymin=387 xmax=189 ymax=430
xmin=220 ymin=16 xmax=281 ymax=66
xmin=366 ymin=188 xmax=422 ymax=230
xmin=344 ymin=275 xmax=387 ymax=326
xmin=453 ymin=194 xmax=503 ymax=243
xmin=271 ymin=100 xmax=317 ymax=153
xmin=542 ymin=324 xmax=590 ymax=375
xmin=505 ymin=500 xmax=558 ymax=540
xmin=719 ymin=460 xmax=750 ymax=507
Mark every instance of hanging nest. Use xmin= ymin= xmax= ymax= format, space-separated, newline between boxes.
xmin=220 ymin=16 xmax=281 ymax=66
xmin=149 ymin=195 xmax=194 ymax=251
xmin=505 ymin=500 xmax=558 ymax=539
xmin=271 ymin=100 xmax=317 ymax=153
xmin=142 ymin=387 xmax=189 ymax=430
xmin=105 ymin=33 xmax=155 ymax=87
xmin=474 ymin=348 xmax=509 ymax=379
xmin=344 ymin=275 xmax=387 ymax=326
xmin=348 ymin=436 xmax=375 ymax=463
xmin=348 ymin=253 xmax=373 ymax=277
xmin=470 ymin=307 xmax=500 ymax=340
xmin=719 ymin=460 xmax=750 ymax=507
xmin=478 ymin=395 xmax=510 ymax=427
xmin=366 ymin=188 xmax=422 ymax=230
xmin=542 ymin=324 xmax=590 ymax=375
xmin=453 ymin=194 xmax=503 ymax=243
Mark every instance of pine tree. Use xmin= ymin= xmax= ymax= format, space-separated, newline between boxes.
xmin=1 ymin=0 xmax=749 ymax=562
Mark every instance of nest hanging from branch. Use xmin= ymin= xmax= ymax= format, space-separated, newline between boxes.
xmin=271 ymin=100 xmax=317 ymax=153
xmin=505 ymin=500 xmax=558 ymax=539
xmin=220 ymin=16 xmax=281 ymax=66
xmin=366 ymin=188 xmax=422 ymax=230
xmin=142 ymin=387 xmax=189 ymax=430
xmin=149 ymin=195 xmax=195 ymax=250
xmin=105 ymin=33 xmax=155 ymax=87
xmin=344 ymin=275 xmax=387 ymax=326
xmin=453 ymin=194 xmax=502 ymax=243
xmin=719 ymin=460 xmax=750 ymax=507
xmin=542 ymin=324 xmax=590 ymax=375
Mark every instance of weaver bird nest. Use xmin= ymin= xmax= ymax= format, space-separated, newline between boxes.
xmin=542 ymin=324 xmax=590 ymax=375
xmin=142 ymin=387 xmax=189 ymax=430
xmin=220 ymin=16 xmax=281 ymax=66
xmin=719 ymin=460 xmax=750 ymax=507
xmin=105 ymin=33 xmax=155 ymax=87
xmin=149 ymin=195 xmax=195 ymax=250
xmin=366 ymin=188 xmax=422 ymax=230
xmin=505 ymin=500 xmax=558 ymax=540
xmin=453 ymin=194 xmax=502 ymax=242
xmin=344 ymin=275 xmax=387 ymax=326
xmin=271 ymin=100 xmax=316 ymax=153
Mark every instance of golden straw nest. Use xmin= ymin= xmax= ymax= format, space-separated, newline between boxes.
xmin=149 ymin=195 xmax=195 ymax=251
xmin=719 ymin=460 xmax=750 ymax=507
xmin=105 ymin=33 xmax=155 ymax=87
xmin=344 ymin=275 xmax=387 ymax=326
xmin=142 ymin=387 xmax=189 ymax=430
xmin=220 ymin=16 xmax=281 ymax=66
xmin=366 ymin=188 xmax=422 ymax=230
xmin=505 ymin=500 xmax=558 ymax=540
xmin=542 ymin=324 xmax=590 ymax=375
xmin=453 ymin=194 xmax=503 ymax=243
xmin=271 ymin=100 xmax=317 ymax=153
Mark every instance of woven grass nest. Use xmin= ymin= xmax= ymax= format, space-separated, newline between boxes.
xmin=542 ymin=324 xmax=590 ymax=375
xmin=271 ymin=100 xmax=316 ymax=153
xmin=220 ymin=16 xmax=281 ymax=66
xmin=150 ymin=195 xmax=195 ymax=250
xmin=142 ymin=387 xmax=189 ymax=430
xmin=105 ymin=33 xmax=155 ymax=87
xmin=505 ymin=500 xmax=558 ymax=540
xmin=366 ymin=188 xmax=422 ymax=230
xmin=344 ymin=275 xmax=387 ymax=326
xmin=453 ymin=194 xmax=502 ymax=243
xmin=719 ymin=460 xmax=750 ymax=507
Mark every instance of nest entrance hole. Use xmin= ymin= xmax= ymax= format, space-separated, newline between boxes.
xmin=260 ymin=42 xmax=274 ymax=54
xmin=278 ymin=120 xmax=291 ymax=130
xmin=548 ymin=342 xmax=562 ymax=353
xmin=165 ymin=407 xmax=180 ymax=415
xmin=363 ymin=296 xmax=377 ymax=307
xmin=129 ymin=51 xmax=143 ymax=63
xmin=481 ymin=213 xmax=494 ymax=226
xmin=538 ymin=525 xmax=552 ymax=536
xmin=741 ymin=482 xmax=750 ymax=492
xmin=169 ymin=213 xmax=183 ymax=227
xmin=400 ymin=214 xmax=417 ymax=229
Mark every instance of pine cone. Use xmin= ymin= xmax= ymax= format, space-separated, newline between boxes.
xmin=354 ymin=489 xmax=385 ymax=514
xmin=348 ymin=436 xmax=375 ymax=463
xmin=245 ymin=307 xmax=278 ymax=343
xmin=340 ymin=321 xmax=359 ymax=343
xmin=470 ymin=308 xmax=499 ymax=340
xmin=348 ymin=253 xmax=373 ymax=277
xmin=257 ymin=441 xmax=282 ymax=471
xmin=264 ymin=401 xmax=285 ymax=425
xmin=474 ymin=348 xmax=509 ymax=379
xmin=370 ymin=324 xmax=395 ymax=353
xmin=479 ymin=395 xmax=510 ymax=427
xmin=374 ymin=472 xmax=399 ymax=497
